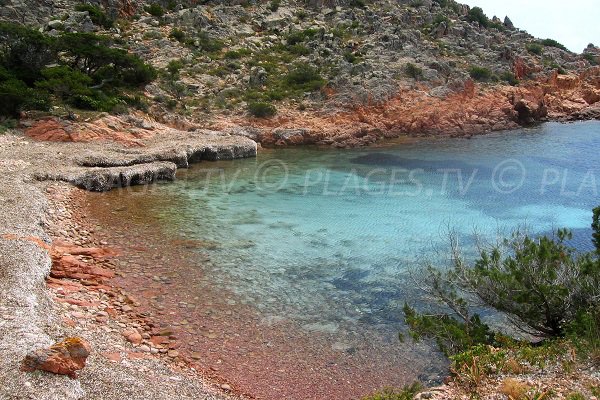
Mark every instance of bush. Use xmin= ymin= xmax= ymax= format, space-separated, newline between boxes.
xmin=268 ymin=0 xmax=280 ymax=12
xmin=191 ymin=31 xmax=224 ymax=53
xmin=145 ymin=4 xmax=164 ymax=17
xmin=468 ymin=66 xmax=493 ymax=82
xmin=349 ymin=0 xmax=367 ymax=8
xmin=0 ymin=118 xmax=17 ymax=133
xmin=0 ymin=22 xmax=55 ymax=84
xmin=0 ymin=79 xmax=47 ymax=116
xmin=248 ymin=101 xmax=276 ymax=118
xmin=408 ymin=208 xmax=600 ymax=341
xmin=0 ymin=23 xmax=156 ymax=117
xmin=361 ymin=383 xmax=422 ymax=400
xmin=404 ymin=63 xmax=423 ymax=80
xmin=583 ymin=52 xmax=599 ymax=66
xmin=500 ymin=71 xmax=519 ymax=86
xmin=284 ymin=64 xmax=325 ymax=91
xmin=526 ymin=43 xmax=543 ymax=55
xmin=541 ymin=38 xmax=569 ymax=52
xmin=35 ymin=65 xmax=93 ymax=100
xmin=169 ymin=28 xmax=186 ymax=43
xmin=286 ymin=29 xmax=319 ymax=46
xmin=467 ymin=7 xmax=489 ymax=28
xmin=74 ymin=4 xmax=114 ymax=29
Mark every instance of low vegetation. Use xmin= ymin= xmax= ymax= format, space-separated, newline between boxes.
xmin=395 ymin=206 xmax=600 ymax=396
xmin=468 ymin=66 xmax=493 ymax=82
xmin=541 ymin=38 xmax=569 ymax=52
xmin=0 ymin=22 xmax=156 ymax=117
xmin=248 ymin=101 xmax=276 ymax=118
xmin=74 ymin=4 xmax=114 ymax=29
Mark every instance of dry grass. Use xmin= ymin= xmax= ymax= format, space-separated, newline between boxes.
xmin=500 ymin=378 xmax=531 ymax=399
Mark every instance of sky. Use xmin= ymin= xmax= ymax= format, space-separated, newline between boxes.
xmin=461 ymin=0 xmax=599 ymax=53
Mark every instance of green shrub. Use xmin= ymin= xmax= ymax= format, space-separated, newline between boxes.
xmin=403 ymin=303 xmax=494 ymax=356
xmin=284 ymin=64 xmax=325 ymax=91
xmin=74 ymin=4 xmax=114 ymax=29
xmin=526 ymin=43 xmax=543 ymax=55
xmin=0 ymin=22 xmax=55 ymax=84
xmin=169 ymin=28 xmax=186 ymax=43
xmin=0 ymin=118 xmax=17 ymax=133
xmin=343 ymin=51 xmax=360 ymax=64
xmin=500 ymin=71 xmax=519 ymax=86
xmin=165 ymin=59 xmax=184 ymax=80
xmin=248 ymin=101 xmax=276 ymax=118
xmin=286 ymin=28 xmax=319 ymax=45
xmin=268 ymin=0 xmax=280 ymax=12
xmin=361 ymin=383 xmax=422 ymax=400
xmin=541 ymin=38 xmax=568 ymax=52
xmin=296 ymin=10 xmax=308 ymax=20
xmin=166 ymin=0 xmax=178 ymax=10
xmin=404 ymin=63 xmax=423 ymax=80
xmin=467 ymin=6 xmax=489 ymax=28
xmin=191 ymin=31 xmax=224 ymax=53
xmin=349 ymin=0 xmax=367 ymax=8
xmin=583 ymin=52 xmax=599 ymax=66
xmin=0 ymin=23 xmax=155 ymax=117
xmin=224 ymin=49 xmax=251 ymax=59
xmin=145 ymin=4 xmax=164 ymax=17
xmin=288 ymin=44 xmax=311 ymax=56
xmin=469 ymin=66 xmax=493 ymax=81
xmin=35 ymin=65 xmax=93 ymax=99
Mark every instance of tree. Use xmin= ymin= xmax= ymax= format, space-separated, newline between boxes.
xmin=467 ymin=7 xmax=489 ymax=28
xmin=0 ymin=22 xmax=55 ymax=84
xmin=406 ymin=206 xmax=600 ymax=344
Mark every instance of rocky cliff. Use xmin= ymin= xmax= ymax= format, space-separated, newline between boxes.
xmin=2 ymin=0 xmax=599 ymax=146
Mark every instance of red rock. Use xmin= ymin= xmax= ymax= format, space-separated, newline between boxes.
xmin=150 ymin=335 xmax=169 ymax=346
xmin=122 ymin=328 xmax=143 ymax=345
xmin=102 ymin=352 xmax=121 ymax=363
xmin=21 ymin=337 xmax=91 ymax=378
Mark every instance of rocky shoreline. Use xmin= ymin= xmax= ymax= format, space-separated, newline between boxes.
xmin=0 ymin=125 xmax=256 ymax=399
xmin=2 ymin=114 xmax=600 ymax=399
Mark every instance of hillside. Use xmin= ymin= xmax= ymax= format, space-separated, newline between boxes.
xmin=1 ymin=0 xmax=599 ymax=146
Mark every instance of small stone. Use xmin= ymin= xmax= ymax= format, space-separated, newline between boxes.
xmin=138 ymin=345 xmax=151 ymax=353
xmin=220 ymin=384 xmax=231 ymax=391
xmin=167 ymin=350 xmax=179 ymax=358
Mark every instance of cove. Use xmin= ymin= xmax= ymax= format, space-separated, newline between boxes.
xmin=82 ymin=121 xmax=600 ymax=399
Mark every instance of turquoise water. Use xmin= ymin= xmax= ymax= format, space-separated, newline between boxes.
xmin=166 ymin=122 xmax=600 ymax=331
xmin=93 ymin=121 xmax=600 ymax=397
xmin=157 ymin=121 xmax=600 ymax=332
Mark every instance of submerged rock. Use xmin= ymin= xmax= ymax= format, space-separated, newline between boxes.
xmin=21 ymin=337 xmax=91 ymax=378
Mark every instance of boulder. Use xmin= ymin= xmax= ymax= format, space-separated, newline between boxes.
xmin=21 ymin=337 xmax=91 ymax=378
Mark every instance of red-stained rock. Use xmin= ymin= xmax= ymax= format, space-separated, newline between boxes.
xmin=102 ymin=352 xmax=122 ymax=363
xmin=122 ymin=328 xmax=143 ymax=345
xmin=50 ymin=254 xmax=115 ymax=283
xmin=24 ymin=119 xmax=72 ymax=142
xmin=21 ymin=337 xmax=91 ymax=378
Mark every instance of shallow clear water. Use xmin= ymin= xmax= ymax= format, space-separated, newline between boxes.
xmin=89 ymin=121 xmax=600 ymax=398
xmin=165 ymin=121 xmax=600 ymax=329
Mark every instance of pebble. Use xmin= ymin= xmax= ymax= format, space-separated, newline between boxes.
xmin=220 ymin=384 xmax=231 ymax=391
xmin=138 ymin=345 xmax=151 ymax=353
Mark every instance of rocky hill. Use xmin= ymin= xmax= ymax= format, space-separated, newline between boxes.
xmin=2 ymin=0 xmax=600 ymax=147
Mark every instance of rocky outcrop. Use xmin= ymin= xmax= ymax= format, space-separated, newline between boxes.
xmin=37 ymin=162 xmax=178 ymax=192
xmin=16 ymin=115 xmax=258 ymax=191
xmin=21 ymin=337 xmax=92 ymax=378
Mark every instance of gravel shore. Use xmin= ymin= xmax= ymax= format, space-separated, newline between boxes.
xmin=0 ymin=127 xmax=256 ymax=400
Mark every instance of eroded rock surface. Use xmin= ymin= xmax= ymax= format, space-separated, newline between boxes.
xmin=21 ymin=337 xmax=92 ymax=378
